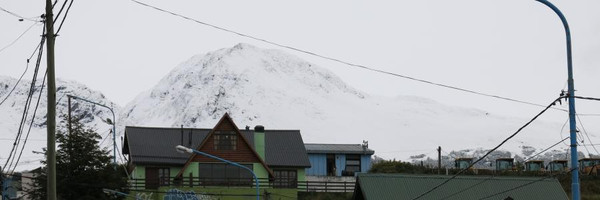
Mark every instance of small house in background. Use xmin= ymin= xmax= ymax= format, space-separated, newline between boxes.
xmin=495 ymin=158 xmax=514 ymax=171
xmin=579 ymin=158 xmax=600 ymax=175
xmin=454 ymin=158 xmax=473 ymax=169
xmin=547 ymin=160 xmax=568 ymax=172
xmin=525 ymin=160 xmax=545 ymax=172
xmin=304 ymin=142 xmax=375 ymax=178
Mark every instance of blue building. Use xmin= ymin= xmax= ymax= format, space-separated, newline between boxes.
xmin=304 ymin=143 xmax=375 ymax=177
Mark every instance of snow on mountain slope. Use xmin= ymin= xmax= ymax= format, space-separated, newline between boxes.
xmin=0 ymin=76 xmax=119 ymax=171
xmin=121 ymin=43 xmax=567 ymax=162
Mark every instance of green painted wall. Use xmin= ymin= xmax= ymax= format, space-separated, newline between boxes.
xmin=297 ymin=168 xmax=305 ymax=182
xmin=169 ymin=166 xmax=182 ymax=178
xmin=254 ymin=131 xmax=265 ymax=160
xmin=133 ymin=166 xmax=145 ymax=179
xmin=181 ymin=162 xmax=198 ymax=177
xmin=253 ymin=163 xmax=269 ymax=179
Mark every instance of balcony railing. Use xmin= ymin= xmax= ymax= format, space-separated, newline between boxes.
xmin=128 ymin=177 xmax=355 ymax=193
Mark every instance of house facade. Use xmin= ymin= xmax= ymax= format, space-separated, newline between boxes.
xmin=122 ymin=113 xmax=311 ymax=198
xmin=304 ymin=143 xmax=374 ymax=178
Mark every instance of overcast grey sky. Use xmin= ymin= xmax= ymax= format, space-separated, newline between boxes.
xmin=1 ymin=0 xmax=599 ymax=126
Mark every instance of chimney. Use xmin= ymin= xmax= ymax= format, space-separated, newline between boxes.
xmin=254 ymin=125 xmax=265 ymax=160
xmin=180 ymin=125 xmax=184 ymax=146
xmin=188 ymin=129 xmax=192 ymax=147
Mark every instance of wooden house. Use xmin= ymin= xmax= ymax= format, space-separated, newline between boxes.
xmin=121 ymin=113 xmax=311 ymax=197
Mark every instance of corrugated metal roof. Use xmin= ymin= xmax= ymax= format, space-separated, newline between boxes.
xmin=305 ymin=143 xmax=375 ymax=155
xmin=124 ymin=127 xmax=310 ymax=167
xmin=354 ymin=174 xmax=569 ymax=200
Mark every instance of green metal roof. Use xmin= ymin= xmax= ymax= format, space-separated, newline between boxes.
xmin=354 ymin=174 xmax=568 ymax=200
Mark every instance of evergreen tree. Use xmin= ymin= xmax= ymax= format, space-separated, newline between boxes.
xmin=28 ymin=115 xmax=128 ymax=200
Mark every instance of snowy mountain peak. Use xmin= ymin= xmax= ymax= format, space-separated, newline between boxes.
xmin=123 ymin=44 xmax=365 ymax=128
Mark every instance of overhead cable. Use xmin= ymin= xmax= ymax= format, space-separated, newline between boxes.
xmin=129 ymin=0 xmax=568 ymax=112
xmin=440 ymin=136 xmax=570 ymax=200
xmin=412 ymin=96 xmax=564 ymax=200
xmin=0 ymin=5 xmax=40 ymax=22
xmin=478 ymin=168 xmax=575 ymax=200
xmin=0 ymin=22 xmax=40 ymax=55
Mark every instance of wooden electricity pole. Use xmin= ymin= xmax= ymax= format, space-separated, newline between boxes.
xmin=44 ymin=0 xmax=57 ymax=199
xmin=437 ymin=146 xmax=441 ymax=175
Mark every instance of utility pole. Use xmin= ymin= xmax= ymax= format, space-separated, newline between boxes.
xmin=44 ymin=0 xmax=57 ymax=199
xmin=437 ymin=146 xmax=441 ymax=175
xmin=68 ymin=96 xmax=72 ymax=136
xmin=535 ymin=1 xmax=579 ymax=199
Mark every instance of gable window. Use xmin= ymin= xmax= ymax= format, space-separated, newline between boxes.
xmin=344 ymin=155 xmax=361 ymax=176
xmin=214 ymin=131 xmax=237 ymax=150
xmin=273 ymin=170 xmax=297 ymax=188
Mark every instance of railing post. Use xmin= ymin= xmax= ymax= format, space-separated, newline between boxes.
xmin=306 ymin=181 xmax=308 ymax=192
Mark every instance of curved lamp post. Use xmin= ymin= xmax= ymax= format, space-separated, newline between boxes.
xmin=67 ymin=95 xmax=117 ymax=167
xmin=535 ymin=1 xmax=579 ymax=199
xmin=175 ymin=145 xmax=260 ymax=200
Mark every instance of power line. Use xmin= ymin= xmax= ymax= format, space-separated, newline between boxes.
xmin=525 ymin=137 xmax=569 ymax=162
xmin=577 ymin=114 xmax=600 ymax=117
xmin=576 ymin=114 xmax=600 ymax=156
xmin=0 ymin=22 xmax=40 ymax=55
xmin=477 ymin=168 xmax=575 ymax=200
xmin=558 ymin=117 xmax=569 ymax=147
xmin=0 ymin=5 xmax=40 ymax=22
xmin=0 ymin=35 xmax=45 ymax=108
xmin=412 ymin=96 xmax=563 ymax=200
xmin=98 ymin=129 xmax=112 ymax=147
xmin=440 ymin=136 xmax=569 ymax=200
xmin=1 ymin=29 xmax=46 ymax=174
xmin=574 ymin=96 xmax=600 ymax=102
xmin=129 ymin=0 xmax=569 ymax=112
xmin=54 ymin=0 xmax=74 ymax=35
xmin=11 ymin=69 xmax=48 ymax=174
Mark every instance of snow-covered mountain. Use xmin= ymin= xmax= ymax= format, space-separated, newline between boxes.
xmin=2 ymin=43 xmax=584 ymax=171
xmin=0 ymin=76 xmax=119 ymax=171
xmin=120 ymin=43 xmax=571 ymax=164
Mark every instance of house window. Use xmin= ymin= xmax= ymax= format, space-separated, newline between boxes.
xmin=158 ymin=168 xmax=170 ymax=186
xmin=198 ymin=163 xmax=252 ymax=186
xmin=214 ymin=131 xmax=237 ymax=150
xmin=344 ymin=155 xmax=361 ymax=176
xmin=273 ymin=170 xmax=297 ymax=188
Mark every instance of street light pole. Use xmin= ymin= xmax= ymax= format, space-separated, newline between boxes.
xmin=535 ymin=1 xmax=579 ymax=199
xmin=175 ymin=145 xmax=260 ymax=200
xmin=67 ymin=95 xmax=117 ymax=167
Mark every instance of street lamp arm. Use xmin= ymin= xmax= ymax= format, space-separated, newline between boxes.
xmin=536 ymin=0 xmax=571 ymax=35
xmin=67 ymin=95 xmax=116 ymax=118
xmin=67 ymin=95 xmax=119 ymax=173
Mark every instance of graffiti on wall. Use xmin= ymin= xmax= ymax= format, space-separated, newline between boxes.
xmin=163 ymin=189 xmax=215 ymax=200
xmin=135 ymin=192 xmax=153 ymax=200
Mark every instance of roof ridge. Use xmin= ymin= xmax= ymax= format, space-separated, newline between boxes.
xmin=125 ymin=126 xmax=212 ymax=130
